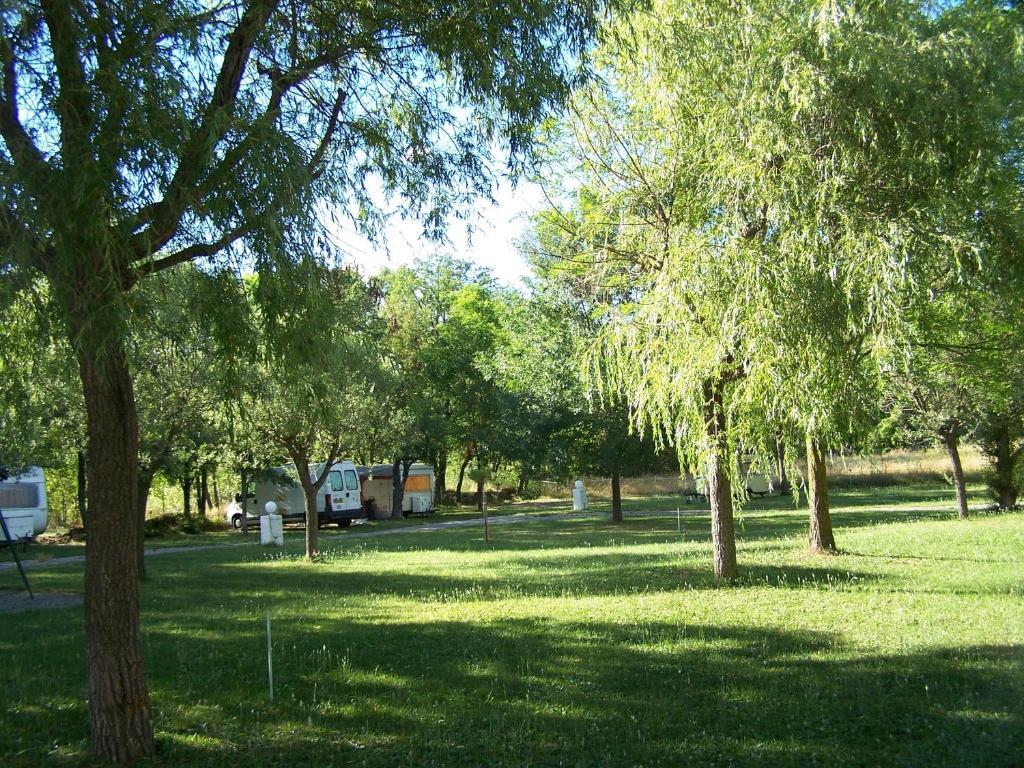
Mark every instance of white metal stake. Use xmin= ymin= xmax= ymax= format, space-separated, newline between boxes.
xmin=266 ymin=612 xmax=274 ymax=703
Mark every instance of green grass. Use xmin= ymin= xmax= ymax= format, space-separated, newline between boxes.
xmin=1 ymin=484 xmax=1022 ymax=767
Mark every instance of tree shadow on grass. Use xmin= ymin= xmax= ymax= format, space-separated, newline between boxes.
xmin=4 ymin=615 xmax=1020 ymax=768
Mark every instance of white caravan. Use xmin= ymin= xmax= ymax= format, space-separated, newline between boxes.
xmin=0 ymin=466 xmax=49 ymax=542
xmin=226 ymin=460 xmax=365 ymax=529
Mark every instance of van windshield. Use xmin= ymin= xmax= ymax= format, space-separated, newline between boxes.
xmin=344 ymin=470 xmax=359 ymax=490
xmin=0 ymin=484 xmax=39 ymax=509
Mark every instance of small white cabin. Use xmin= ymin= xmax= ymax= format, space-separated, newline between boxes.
xmin=0 ymin=466 xmax=49 ymax=541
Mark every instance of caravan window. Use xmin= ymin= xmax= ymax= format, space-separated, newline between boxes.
xmin=329 ymin=471 xmax=344 ymax=492
xmin=344 ymin=470 xmax=359 ymax=490
xmin=0 ymin=483 xmax=38 ymax=509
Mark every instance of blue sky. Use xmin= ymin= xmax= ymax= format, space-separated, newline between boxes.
xmin=331 ymin=180 xmax=544 ymax=288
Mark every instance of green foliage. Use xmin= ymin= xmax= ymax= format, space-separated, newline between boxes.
xmin=532 ymin=0 xmax=1024 ymax=487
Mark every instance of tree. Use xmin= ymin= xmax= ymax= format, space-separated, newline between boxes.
xmin=0 ymin=1 xmax=607 ymax=757
xmin=241 ymin=264 xmax=379 ymax=558
xmin=533 ymin=0 xmax=1024 ymax=578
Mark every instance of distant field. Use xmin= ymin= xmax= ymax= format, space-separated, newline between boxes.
xmin=1 ymin=483 xmax=1021 ymax=767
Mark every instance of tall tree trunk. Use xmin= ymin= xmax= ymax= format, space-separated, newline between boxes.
xmin=76 ymin=330 xmax=155 ymax=762
xmin=212 ymin=475 xmax=221 ymax=509
xmin=611 ymin=466 xmax=623 ymax=523
xmin=806 ymin=435 xmax=837 ymax=553
xmin=181 ymin=475 xmax=192 ymax=519
xmin=774 ymin=434 xmax=791 ymax=495
xmin=456 ymin=450 xmax=473 ymax=504
xmin=941 ymin=429 xmax=969 ymax=520
xmin=435 ymin=454 xmax=447 ymax=503
xmin=77 ymin=449 xmax=89 ymax=527
xmin=704 ymin=378 xmax=737 ymax=581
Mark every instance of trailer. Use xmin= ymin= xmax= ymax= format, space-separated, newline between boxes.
xmin=0 ymin=466 xmax=49 ymax=542
xmin=358 ymin=463 xmax=436 ymax=518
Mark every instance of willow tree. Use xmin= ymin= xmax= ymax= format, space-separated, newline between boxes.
xmin=0 ymin=0 xmax=609 ymax=759
xmin=537 ymin=0 xmax=1024 ymax=577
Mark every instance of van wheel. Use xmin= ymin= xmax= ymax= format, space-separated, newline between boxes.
xmin=337 ymin=518 xmax=352 ymax=528
xmin=231 ymin=514 xmax=242 ymax=530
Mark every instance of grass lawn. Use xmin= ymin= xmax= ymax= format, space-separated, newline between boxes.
xmin=1 ymin=484 xmax=1022 ymax=767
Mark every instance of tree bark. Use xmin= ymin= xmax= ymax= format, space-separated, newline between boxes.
xmin=181 ymin=475 xmax=191 ymax=519
xmin=212 ymin=474 xmax=221 ymax=509
xmin=806 ymin=435 xmax=837 ymax=553
xmin=610 ymin=466 xmax=623 ymax=523
xmin=76 ymin=329 xmax=155 ymax=762
xmin=704 ymin=378 xmax=737 ymax=581
xmin=941 ymin=429 xmax=969 ymax=520
xmin=77 ymin=449 xmax=89 ymax=527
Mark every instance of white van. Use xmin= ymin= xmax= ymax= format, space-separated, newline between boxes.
xmin=0 ymin=466 xmax=49 ymax=542
xmin=226 ymin=460 xmax=365 ymax=529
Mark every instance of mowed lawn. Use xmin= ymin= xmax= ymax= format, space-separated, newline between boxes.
xmin=1 ymin=486 xmax=1022 ymax=767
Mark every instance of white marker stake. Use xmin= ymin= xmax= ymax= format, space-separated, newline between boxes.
xmin=266 ymin=612 xmax=274 ymax=703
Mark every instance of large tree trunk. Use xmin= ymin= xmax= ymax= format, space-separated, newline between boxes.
xmin=806 ymin=435 xmax=837 ymax=553
xmin=610 ymin=466 xmax=623 ymax=523
xmin=212 ymin=474 xmax=221 ymax=509
xmin=76 ymin=331 xmax=155 ymax=762
xmin=704 ymin=378 xmax=737 ymax=581
xmin=77 ymin=449 xmax=89 ymax=527
xmin=455 ymin=450 xmax=473 ymax=504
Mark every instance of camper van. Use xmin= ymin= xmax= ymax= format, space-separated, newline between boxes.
xmin=226 ymin=460 xmax=365 ymax=529
xmin=358 ymin=463 xmax=436 ymax=518
xmin=0 ymin=466 xmax=49 ymax=542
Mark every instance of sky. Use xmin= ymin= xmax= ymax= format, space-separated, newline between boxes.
xmin=330 ymin=180 xmax=546 ymax=288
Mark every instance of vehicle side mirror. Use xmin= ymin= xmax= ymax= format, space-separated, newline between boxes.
xmin=234 ymin=492 xmax=243 ymax=503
